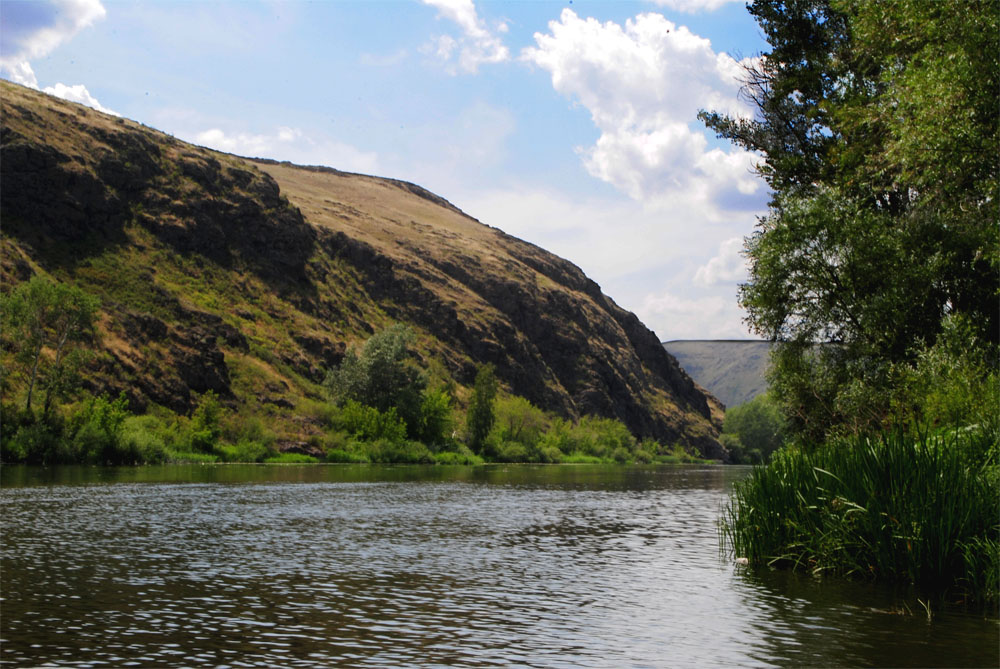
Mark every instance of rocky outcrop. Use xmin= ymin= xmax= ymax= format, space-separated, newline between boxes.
xmin=0 ymin=81 xmax=725 ymax=456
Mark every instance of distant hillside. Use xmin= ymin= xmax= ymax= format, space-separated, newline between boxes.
xmin=0 ymin=81 xmax=725 ymax=458
xmin=663 ymin=340 xmax=772 ymax=409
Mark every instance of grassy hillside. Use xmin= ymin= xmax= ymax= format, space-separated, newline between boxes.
xmin=663 ymin=340 xmax=771 ymax=408
xmin=0 ymin=81 xmax=725 ymax=459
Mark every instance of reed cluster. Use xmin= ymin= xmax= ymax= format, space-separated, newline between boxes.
xmin=722 ymin=423 xmax=999 ymax=606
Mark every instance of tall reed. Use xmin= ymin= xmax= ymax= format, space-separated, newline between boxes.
xmin=722 ymin=424 xmax=999 ymax=606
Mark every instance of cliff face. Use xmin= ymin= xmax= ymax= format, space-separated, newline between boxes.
xmin=0 ymin=82 xmax=725 ymax=458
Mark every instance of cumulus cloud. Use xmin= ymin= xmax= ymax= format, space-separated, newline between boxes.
xmin=693 ymin=236 xmax=746 ymax=286
xmin=42 ymin=82 xmax=118 ymax=115
xmin=188 ymin=126 xmax=379 ymax=174
xmin=0 ymin=0 xmax=105 ymax=76
xmin=420 ymin=0 xmax=509 ymax=74
xmin=0 ymin=0 xmax=117 ymax=115
xmin=522 ymin=10 xmax=763 ymax=209
xmin=640 ymin=290 xmax=750 ymax=340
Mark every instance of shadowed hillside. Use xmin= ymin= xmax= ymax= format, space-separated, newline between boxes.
xmin=0 ymin=81 xmax=726 ymax=458
xmin=663 ymin=340 xmax=772 ymax=408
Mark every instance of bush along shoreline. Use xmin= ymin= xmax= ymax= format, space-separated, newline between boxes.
xmin=0 ymin=320 xmax=710 ymax=468
xmin=0 ymin=389 xmax=708 ymax=468
xmin=722 ymin=423 xmax=999 ymax=609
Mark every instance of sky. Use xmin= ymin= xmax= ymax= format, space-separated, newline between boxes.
xmin=0 ymin=0 xmax=772 ymax=341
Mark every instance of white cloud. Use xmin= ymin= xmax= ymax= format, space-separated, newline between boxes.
xmin=42 ymin=82 xmax=118 ymax=116
xmin=522 ymin=10 xmax=763 ymax=209
xmin=693 ymin=236 xmax=746 ymax=286
xmin=648 ymin=0 xmax=744 ymax=13
xmin=640 ymin=290 xmax=750 ymax=340
xmin=0 ymin=0 xmax=105 ymax=76
xmin=420 ymin=0 xmax=509 ymax=74
xmin=0 ymin=0 xmax=116 ymax=115
xmin=188 ymin=126 xmax=379 ymax=175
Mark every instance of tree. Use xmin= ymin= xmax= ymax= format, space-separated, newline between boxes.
xmin=1 ymin=276 xmax=99 ymax=416
xmin=324 ymin=324 xmax=427 ymax=435
xmin=722 ymin=393 xmax=788 ymax=463
xmin=702 ymin=0 xmax=998 ymax=438
xmin=466 ymin=363 xmax=497 ymax=455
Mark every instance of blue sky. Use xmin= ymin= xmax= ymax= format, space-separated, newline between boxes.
xmin=1 ymin=0 xmax=771 ymax=340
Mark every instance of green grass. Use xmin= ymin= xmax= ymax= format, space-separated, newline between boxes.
xmin=722 ymin=423 xmax=999 ymax=607
xmin=264 ymin=452 xmax=319 ymax=464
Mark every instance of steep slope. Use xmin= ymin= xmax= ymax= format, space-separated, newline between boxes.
xmin=663 ymin=340 xmax=772 ymax=408
xmin=0 ymin=81 xmax=725 ymax=458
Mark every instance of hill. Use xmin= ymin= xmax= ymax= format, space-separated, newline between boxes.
xmin=0 ymin=81 xmax=725 ymax=459
xmin=662 ymin=340 xmax=772 ymax=409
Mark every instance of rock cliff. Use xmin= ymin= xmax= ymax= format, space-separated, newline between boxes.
xmin=0 ymin=81 xmax=725 ymax=458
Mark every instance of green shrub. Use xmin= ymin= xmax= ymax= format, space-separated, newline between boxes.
xmin=325 ymin=447 xmax=371 ymax=463
xmin=723 ymin=393 xmax=787 ymax=463
xmin=264 ymin=452 xmax=319 ymax=464
xmin=218 ymin=440 xmax=270 ymax=463
xmin=324 ymin=324 xmax=427 ymax=434
xmin=188 ymin=391 xmax=223 ymax=453
xmin=561 ymin=453 xmax=603 ymax=464
xmin=6 ymin=420 xmax=64 ymax=464
xmin=335 ymin=400 xmax=408 ymax=443
xmin=573 ymin=416 xmax=636 ymax=459
xmin=433 ymin=449 xmax=484 ymax=465
xmin=415 ymin=387 xmax=453 ymax=446
xmin=366 ymin=439 xmax=434 ymax=464
xmin=67 ymin=392 xmax=142 ymax=465
xmin=466 ymin=363 xmax=497 ymax=454
xmin=491 ymin=396 xmax=550 ymax=446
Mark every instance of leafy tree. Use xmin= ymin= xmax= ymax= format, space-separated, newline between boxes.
xmin=324 ymin=324 xmax=427 ymax=434
xmin=702 ymin=0 xmax=998 ymax=438
xmin=415 ymin=387 xmax=453 ymax=446
xmin=722 ymin=393 xmax=788 ymax=463
xmin=466 ymin=363 xmax=497 ymax=455
xmin=189 ymin=390 xmax=223 ymax=452
xmin=1 ymin=276 xmax=99 ymax=416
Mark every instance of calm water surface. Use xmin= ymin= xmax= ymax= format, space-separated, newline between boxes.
xmin=1 ymin=464 xmax=996 ymax=667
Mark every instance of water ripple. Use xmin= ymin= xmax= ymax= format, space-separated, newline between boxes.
xmin=2 ymin=466 xmax=995 ymax=667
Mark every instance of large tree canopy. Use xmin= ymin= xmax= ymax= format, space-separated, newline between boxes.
xmin=702 ymin=0 xmax=998 ymax=438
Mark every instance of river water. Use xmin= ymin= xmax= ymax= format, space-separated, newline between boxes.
xmin=1 ymin=464 xmax=995 ymax=667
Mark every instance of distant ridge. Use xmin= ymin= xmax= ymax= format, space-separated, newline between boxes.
xmin=663 ymin=340 xmax=772 ymax=409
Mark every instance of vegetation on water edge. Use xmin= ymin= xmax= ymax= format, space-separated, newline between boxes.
xmin=722 ymin=423 xmax=999 ymax=607
xmin=0 ymin=300 xmax=706 ymax=467
xmin=705 ymin=0 xmax=998 ymax=605
xmin=0 ymin=388 xmax=706 ymax=467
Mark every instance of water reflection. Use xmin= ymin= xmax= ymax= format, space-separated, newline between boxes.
xmin=1 ymin=465 xmax=995 ymax=667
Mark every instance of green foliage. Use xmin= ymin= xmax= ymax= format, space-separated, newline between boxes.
xmin=264 ymin=452 xmax=319 ymax=464
xmin=1 ymin=275 xmax=99 ymax=415
xmin=722 ymin=424 xmax=999 ymax=606
xmin=188 ymin=391 xmax=223 ymax=453
xmin=414 ymin=387 xmax=453 ymax=446
xmin=217 ymin=440 xmax=270 ymax=463
xmin=484 ymin=395 xmax=555 ymax=460
xmin=723 ymin=393 xmax=788 ymax=464
xmin=324 ymin=324 xmax=427 ymax=435
xmin=703 ymin=0 xmax=998 ymax=439
xmin=365 ymin=439 xmax=434 ymax=464
xmin=433 ymin=449 xmax=484 ymax=465
xmin=334 ymin=400 xmax=408 ymax=443
xmin=892 ymin=314 xmax=999 ymax=430
xmin=466 ymin=363 xmax=497 ymax=454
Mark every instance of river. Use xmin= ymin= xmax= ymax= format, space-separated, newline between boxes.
xmin=1 ymin=464 xmax=995 ymax=667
